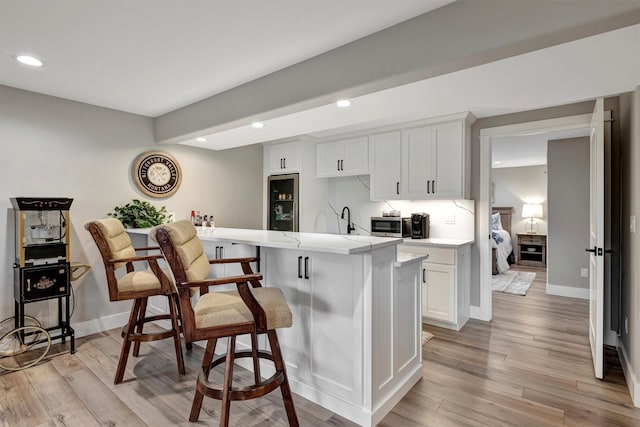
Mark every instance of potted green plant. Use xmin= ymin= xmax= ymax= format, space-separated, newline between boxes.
xmin=107 ymin=199 xmax=168 ymax=228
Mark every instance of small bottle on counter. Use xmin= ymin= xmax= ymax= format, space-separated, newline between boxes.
xmin=190 ymin=210 xmax=196 ymax=224
xmin=209 ymin=214 xmax=215 ymax=229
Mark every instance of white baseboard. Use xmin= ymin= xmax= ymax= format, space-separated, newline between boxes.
xmin=617 ymin=338 xmax=640 ymax=408
xmin=72 ymin=311 xmax=131 ymax=338
xmin=470 ymin=305 xmax=491 ymax=321
xmin=546 ymin=283 xmax=589 ymax=300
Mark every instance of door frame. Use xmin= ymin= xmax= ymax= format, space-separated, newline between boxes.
xmin=475 ymin=113 xmax=593 ymax=321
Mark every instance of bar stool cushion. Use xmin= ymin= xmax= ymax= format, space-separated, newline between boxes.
xmin=118 ymin=270 xmax=163 ymax=293
xmin=151 ymin=220 xmax=210 ymax=281
xmin=195 ymin=288 xmax=292 ymax=330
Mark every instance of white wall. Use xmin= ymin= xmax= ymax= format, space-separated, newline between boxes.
xmin=491 ymin=165 xmax=548 ymax=238
xmin=322 ymin=175 xmax=474 ymax=240
xmin=0 ymin=86 xmax=263 ymax=331
xmin=619 ymin=86 xmax=640 ymax=402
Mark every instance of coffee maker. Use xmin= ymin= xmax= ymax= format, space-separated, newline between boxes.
xmin=411 ymin=213 xmax=430 ymax=239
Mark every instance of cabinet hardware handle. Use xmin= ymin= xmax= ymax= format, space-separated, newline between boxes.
xmin=427 ymin=180 xmax=430 ymax=194
xmin=585 ymin=247 xmax=596 ymax=253
xmin=422 ymin=268 xmax=426 ymax=283
xmin=220 ymin=247 xmax=224 ymax=258
xmin=284 ymin=158 xmax=286 ymax=169
xmin=340 ymin=159 xmax=344 ymax=171
xmin=280 ymin=158 xmax=283 ymax=169
xmin=215 ymin=246 xmax=219 ymax=259
xmin=432 ymin=180 xmax=435 ymax=193
xmin=396 ymin=182 xmax=400 ymax=195
xmin=298 ymin=256 xmax=303 ymax=279
xmin=337 ymin=160 xmax=340 ymax=171
xmin=304 ymin=256 xmax=310 ymax=280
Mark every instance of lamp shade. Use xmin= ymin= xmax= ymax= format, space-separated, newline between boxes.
xmin=522 ymin=203 xmax=543 ymax=219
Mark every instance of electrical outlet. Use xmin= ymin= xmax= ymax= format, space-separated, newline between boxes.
xmin=625 ymin=317 xmax=629 ymax=334
xmin=580 ymin=268 xmax=588 ymax=278
xmin=444 ymin=213 xmax=455 ymax=224
xmin=631 ymin=215 xmax=636 ymax=233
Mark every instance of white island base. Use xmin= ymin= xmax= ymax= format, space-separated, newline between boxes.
xmin=129 ymin=228 xmax=423 ymax=426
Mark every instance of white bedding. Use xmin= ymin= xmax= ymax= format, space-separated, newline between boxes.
xmin=491 ymin=229 xmax=512 ymax=274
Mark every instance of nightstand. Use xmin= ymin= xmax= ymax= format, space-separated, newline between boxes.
xmin=517 ymin=233 xmax=547 ymax=267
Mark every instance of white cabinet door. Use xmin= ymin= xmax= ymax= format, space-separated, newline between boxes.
xmin=342 ymin=136 xmax=369 ymax=176
xmin=370 ymin=131 xmax=402 ymax=200
xmin=432 ymin=120 xmax=463 ymax=198
xmin=317 ymin=136 xmax=368 ymax=177
xmin=263 ymin=248 xmax=309 ymax=380
xmin=267 ymin=141 xmax=300 ymax=174
xmin=403 ymin=125 xmax=435 ymax=199
xmin=306 ymin=251 xmax=363 ymax=405
xmin=316 ymin=140 xmax=343 ymax=177
xmin=422 ymin=261 xmax=455 ymax=323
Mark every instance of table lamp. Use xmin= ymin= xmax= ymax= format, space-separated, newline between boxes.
xmin=522 ymin=203 xmax=543 ymax=234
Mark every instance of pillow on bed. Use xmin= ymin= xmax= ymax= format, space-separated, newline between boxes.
xmin=491 ymin=212 xmax=503 ymax=230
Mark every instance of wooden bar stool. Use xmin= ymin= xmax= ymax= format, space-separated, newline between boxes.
xmin=85 ymin=218 xmax=185 ymax=384
xmin=152 ymin=220 xmax=298 ymax=427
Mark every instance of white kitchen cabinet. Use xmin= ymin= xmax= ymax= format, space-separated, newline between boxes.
xmin=403 ymin=120 xmax=463 ymax=199
xmin=370 ymin=113 xmax=473 ymax=200
xmin=316 ymin=136 xmax=369 ymax=177
xmin=370 ymin=131 xmax=402 ymax=199
xmin=263 ymin=248 xmax=364 ymax=404
xmin=423 ymin=262 xmax=455 ymax=322
xmin=266 ymin=140 xmax=300 ymax=174
xmin=399 ymin=244 xmax=470 ymax=331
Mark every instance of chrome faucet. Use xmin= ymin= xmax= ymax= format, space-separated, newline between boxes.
xmin=341 ymin=206 xmax=356 ymax=234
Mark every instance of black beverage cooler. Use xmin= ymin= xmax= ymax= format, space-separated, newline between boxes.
xmin=267 ymin=173 xmax=299 ymax=232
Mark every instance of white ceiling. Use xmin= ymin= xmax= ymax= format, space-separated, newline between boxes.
xmin=492 ymin=128 xmax=590 ymax=169
xmin=0 ymin=0 xmax=453 ymax=117
xmin=1 ymin=1 xmax=638 ymax=152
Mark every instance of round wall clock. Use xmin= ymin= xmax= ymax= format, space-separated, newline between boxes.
xmin=133 ymin=151 xmax=182 ymax=198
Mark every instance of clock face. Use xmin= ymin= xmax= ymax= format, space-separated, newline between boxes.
xmin=133 ymin=151 xmax=182 ymax=198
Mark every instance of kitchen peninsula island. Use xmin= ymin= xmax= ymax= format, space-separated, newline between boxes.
xmin=128 ymin=227 xmax=424 ymax=426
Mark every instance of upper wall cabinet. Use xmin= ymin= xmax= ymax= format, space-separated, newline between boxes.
xmin=316 ymin=136 xmax=369 ymax=178
xmin=266 ymin=140 xmax=300 ymax=174
xmin=371 ymin=113 xmax=474 ymax=200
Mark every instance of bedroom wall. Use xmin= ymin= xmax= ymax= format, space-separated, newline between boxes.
xmin=547 ymin=137 xmax=590 ymax=295
xmin=0 ymin=85 xmax=263 ymax=336
xmin=491 ymin=165 xmax=548 ymax=241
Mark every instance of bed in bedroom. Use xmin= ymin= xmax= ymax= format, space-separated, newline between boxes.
xmin=492 ymin=206 xmax=515 ymax=275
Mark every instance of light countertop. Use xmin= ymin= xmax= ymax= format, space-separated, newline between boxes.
xmin=394 ymin=252 xmax=428 ymax=267
xmin=128 ymin=226 xmax=403 ymax=255
xmin=401 ymin=237 xmax=474 ymax=248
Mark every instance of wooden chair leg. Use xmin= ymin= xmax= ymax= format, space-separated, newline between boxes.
xmin=220 ymin=336 xmax=236 ymax=427
xmin=132 ymin=297 xmax=148 ymax=357
xmin=268 ymin=330 xmax=299 ymax=427
xmin=189 ymin=339 xmax=217 ymax=422
xmin=173 ymin=293 xmax=192 ymax=351
xmin=115 ymin=299 xmax=141 ymax=384
xmin=168 ymin=295 xmax=185 ymax=375
xmin=250 ymin=331 xmax=261 ymax=385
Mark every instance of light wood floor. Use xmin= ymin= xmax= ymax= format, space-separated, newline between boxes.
xmin=2 ymin=265 xmax=638 ymax=426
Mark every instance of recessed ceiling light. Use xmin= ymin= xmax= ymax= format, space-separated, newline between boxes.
xmin=15 ymin=55 xmax=43 ymax=67
xmin=196 ymin=137 xmax=207 ymax=142
xmin=494 ymin=161 xmax=501 ymax=164
xmin=252 ymin=122 xmax=264 ymax=129
xmin=336 ymin=99 xmax=351 ymax=108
